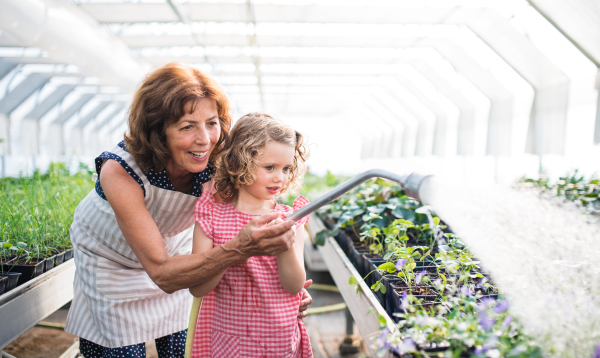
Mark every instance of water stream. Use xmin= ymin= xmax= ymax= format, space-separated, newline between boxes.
xmin=419 ymin=177 xmax=600 ymax=357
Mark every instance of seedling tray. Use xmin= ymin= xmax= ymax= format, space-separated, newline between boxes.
xmin=0 ymin=259 xmax=75 ymax=350
xmin=308 ymin=214 xmax=395 ymax=357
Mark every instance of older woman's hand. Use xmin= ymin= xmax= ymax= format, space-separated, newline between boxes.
xmin=229 ymin=212 xmax=297 ymax=258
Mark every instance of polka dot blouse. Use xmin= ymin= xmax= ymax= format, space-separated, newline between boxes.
xmin=94 ymin=141 xmax=215 ymax=200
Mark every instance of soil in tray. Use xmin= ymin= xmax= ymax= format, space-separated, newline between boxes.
xmin=351 ymin=241 xmax=369 ymax=251
xmin=7 ymin=258 xmax=45 ymax=266
xmin=391 ymin=283 xmax=438 ymax=296
xmin=1 ymin=258 xmax=45 ymax=284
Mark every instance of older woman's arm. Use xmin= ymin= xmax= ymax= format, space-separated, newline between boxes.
xmin=100 ymin=160 xmax=297 ymax=294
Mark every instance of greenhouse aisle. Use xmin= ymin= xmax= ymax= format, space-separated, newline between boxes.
xmin=2 ymin=270 xmax=366 ymax=358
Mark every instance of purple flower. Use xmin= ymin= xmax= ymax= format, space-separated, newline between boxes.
xmin=478 ymin=311 xmax=495 ymax=331
xmin=478 ymin=297 xmax=495 ymax=311
xmin=394 ymin=338 xmax=415 ymax=355
xmin=400 ymin=291 xmax=409 ymax=310
xmin=474 ymin=336 xmax=498 ymax=354
xmin=415 ymin=315 xmax=427 ymax=326
xmin=501 ymin=315 xmax=513 ymax=329
xmin=376 ymin=328 xmax=390 ymax=350
xmin=593 ymin=343 xmax=600 ymax=358
xmin=493 ymin=300 xmax=510 ymax=314
xmin=395 ymin=259 xmax=407 ymax=271
xmin=460 ymin=285 xmax=472 ymax=297
xmin=476 ymin=277 xmax=489 ymax=292
xmin=415 ymin=270 xmax=427 ymax=285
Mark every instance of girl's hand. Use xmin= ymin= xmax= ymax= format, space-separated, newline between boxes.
xmin=298 ymin=280 xmax=314 ymax=318
xmin=228 ymin=212 xmax=297 ymax=259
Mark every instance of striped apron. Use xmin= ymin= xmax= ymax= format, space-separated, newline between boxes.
xmin=65 ymin=143 xmax=209 ymax=348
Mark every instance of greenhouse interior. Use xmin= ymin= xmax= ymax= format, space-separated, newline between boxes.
xmin=1 ymin=0 xmax=599 ymax=357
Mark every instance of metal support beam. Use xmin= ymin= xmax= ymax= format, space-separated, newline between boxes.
xmin=0 ymin=73 xmax=50 ymax=155
xmin=594 ymin=70 xmax=600 ymax=144
xmin=49 ymin=93 xmax=95 ymax=157
xmin=0 ymin=0 xmax=147 ymax=92
xmin=0 ymin=74 xmax=51 ymax=115
xmin=245 ymin=0 xmax=266 ymax=111
xmin=51 ymin=94 xmax=95 ymax=126
xmin=94 ymin=102 xmax=127 ymax=132
xmin=0 ymin=61 xmax=17 ymax=82
xmin=410 ymin=61 xmax=490 ymax=156
xmin=74 ymin=101 xmax=112 ymax=129
xmin=23 ymin=85 xmax=76 ymax=121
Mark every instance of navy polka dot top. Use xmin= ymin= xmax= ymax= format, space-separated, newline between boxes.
xmin=94 ymin=141 xmax=215 ymax=200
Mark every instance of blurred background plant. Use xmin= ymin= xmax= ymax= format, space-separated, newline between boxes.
xmin=516 ymin=170 xmax=600 ymax=216
xmin=0 ymin=162 xmax=94 ymax=260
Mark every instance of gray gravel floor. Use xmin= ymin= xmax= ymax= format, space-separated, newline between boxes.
xmin=303 ymin=270 xmax=367 ymax=358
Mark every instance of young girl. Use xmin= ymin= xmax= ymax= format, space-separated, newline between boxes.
xmin=189 ymin=113 xmax=313 ymax=358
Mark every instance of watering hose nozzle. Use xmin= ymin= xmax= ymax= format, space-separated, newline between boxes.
xmin=286 ymin=169 xmax=432 ymax=222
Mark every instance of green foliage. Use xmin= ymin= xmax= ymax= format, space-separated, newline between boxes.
xmin=0 ymin=163 xmax=94 ymax=260
xmin=388 ymin=298 xmax=542 ymax=358
xmin=280 ymin=170 xmax=347 ymax=206
xmin=517 ymin=170 xmax=600 ymax=216
xmin=318 ymin=175 xmax=539 ymax=356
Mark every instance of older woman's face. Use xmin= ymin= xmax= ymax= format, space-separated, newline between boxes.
xmin=165 ymin=97 xmax=220 ymax=176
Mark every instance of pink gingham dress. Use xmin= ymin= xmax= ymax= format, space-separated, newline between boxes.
xmin=191 ymin=189 xmax=313 ymax=358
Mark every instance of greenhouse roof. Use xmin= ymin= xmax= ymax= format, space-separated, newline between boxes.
xmin=0 ymin=0 xmax=598 ymax=174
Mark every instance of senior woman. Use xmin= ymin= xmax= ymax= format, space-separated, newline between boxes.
xmin=64 ymin=63 xmax=313 ymax=357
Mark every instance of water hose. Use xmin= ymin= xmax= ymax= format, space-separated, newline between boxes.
xmin=36 ymin=321 xmax=65 ymax=329
xmin=286 ymin=169 xmax=431 ymax=222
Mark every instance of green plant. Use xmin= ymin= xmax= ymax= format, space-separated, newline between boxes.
xmin=517 ymin=170 xmax=600 ymax=216
xmin=317 ymin=176 xmax=542 ymax=356
xmin=0 ymin=162 xmax=94 ymax=261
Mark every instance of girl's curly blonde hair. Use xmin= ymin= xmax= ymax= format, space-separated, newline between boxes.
xmin=214 ymin=113 xmax=309 ymax=201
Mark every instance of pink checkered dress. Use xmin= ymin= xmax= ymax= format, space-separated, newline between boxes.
xmin=191 ymin=189 xmax=313 ymax=358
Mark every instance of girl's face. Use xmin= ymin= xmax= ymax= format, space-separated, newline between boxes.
xmin=164 ymin=97 xmax=221 ymax=178
xmin=241 ymin=141 xmax=295 ymax=201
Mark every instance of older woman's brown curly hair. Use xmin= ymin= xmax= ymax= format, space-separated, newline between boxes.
xmin=124 ymin=63 xmax=231 ymax=173
xmin=214 ymin=113 xmax=309 ymax=201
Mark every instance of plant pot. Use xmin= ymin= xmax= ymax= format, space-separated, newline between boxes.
xmin=368 ymin=260 xmax=388 ymax=310
xmin=336 ymin=231 xmax=352 ymax=257
xmin=390 ymin=289 xmax=441 ymax=321
xmin=414 ymin=265 xmax=439 ymax=275
xmin=382 ymin=276 xmax=403 ymax=318
xmin=0 ymin=272 xmax=22 ymax=291
xmin=362 ymin=253 xmax=384 ymax=279
xmin=1 ymin=258 xmax=45 ymax=285
xmin=391 ymin=282 xmax=438 ymax=300
xmin=366 ymin=258 xmax=386 ymax=287
xmin=53 ymin=251 xmax=66 ymax=266
xmin=349 ymin=244 xmax=369 ymax=276
xmin=0 ymin=276 xmax=6 ymax=295
xmin=415 ymin=259 xmax=437 ymax=268
xmin=391 ymin=341 xmax=457 ymax=358
xmin=64 ymin=248 xmax=74 ymax=261
xmin=44 ymin=255 xmax=56 ymax=272
xmin=322 ymin=217 xmax=354 ymax=257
